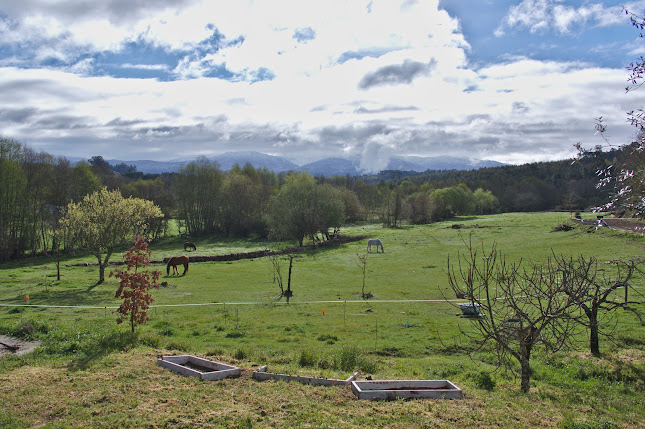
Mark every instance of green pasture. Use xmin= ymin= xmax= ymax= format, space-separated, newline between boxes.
xmin=0 ymin=212 xmax=644 ymax=428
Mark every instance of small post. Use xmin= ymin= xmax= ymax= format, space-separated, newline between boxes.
xmin=235 ymin=308 xmax=239 ymax=330
xmin=344 ymin=301 xmax=346 ymax=325
xmin=625 ymin=283 xmax=628 ymax=305
xmin=374 ymin=318 xmax=378 ymax=351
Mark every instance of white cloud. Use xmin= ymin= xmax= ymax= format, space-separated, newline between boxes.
xmin=496 ymin=0 xmax=632 ymax=36
xmin=0 ymin=0 xmax=644 ymax=166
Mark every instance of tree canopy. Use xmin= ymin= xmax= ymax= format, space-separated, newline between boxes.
xmin=61 ymin=188 xmax=163 ymax=284
xmin=265 ymin=173 xmax=344 ymax=246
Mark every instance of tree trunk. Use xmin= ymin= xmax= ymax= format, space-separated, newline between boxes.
xmin=98 ymin=264 xmax=106 ymax=284
xmin=96 ymin=251 xmax=112 ymax=285
xmin=589 ymin=310 xmax=600 ymax=357
xmin=285 ymin=257 xmax=293 ymax=298
xmin=520 ymin=356 xmax=531 ymax=393
xmin=56 ymin=248 xmax=61 ymax=281
xmin=96 ymin=254 xmax=105 ymax=284
xmin=519 ymin=332 xmax=532 ymax=393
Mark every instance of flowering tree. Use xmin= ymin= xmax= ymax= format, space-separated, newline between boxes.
xmin=577 ymin=8 xmax=645 ymax=218
xmin=111 ymin=236 xmax=161 ymax=333
xmin=62 ymin=188 xmax=163 ymax=284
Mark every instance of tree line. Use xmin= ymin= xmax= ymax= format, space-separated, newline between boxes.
xmin=371 ymin=148 xmax=619 ymax=214
xmin=0 ymin=136 xmax=615 ymax=263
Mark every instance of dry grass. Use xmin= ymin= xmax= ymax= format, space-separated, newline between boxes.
xmin=0 ymin=348 xmax=641 ymax=428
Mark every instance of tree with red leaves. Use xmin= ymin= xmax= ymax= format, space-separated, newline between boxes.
xmin=111 ymin=235 xmax=161 ymax=333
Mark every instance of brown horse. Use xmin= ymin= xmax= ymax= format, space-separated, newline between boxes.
xmin=167 ymin=255 xmax=189 ymax=276
xmin=184 ymin=242 xmax=196 ymax=251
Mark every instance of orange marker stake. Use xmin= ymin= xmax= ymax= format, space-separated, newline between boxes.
xmin=322 ymin=309 xmax=325 ymax=316
xmin=26 ymin=295 xmax=29 ymax=303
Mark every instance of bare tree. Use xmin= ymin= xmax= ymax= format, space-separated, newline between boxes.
xmin=356 ymin=253 xmax=371 ymax=299
xmin=269 ymin=253 xmax=299 ymax=302
xmin=447 ymin=242 xmax=586 ymax=392
xmin=556 ymin=255 xmax=643 ymax=357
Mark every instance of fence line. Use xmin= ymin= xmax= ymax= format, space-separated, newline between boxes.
xmin=0 ymin=298 xmax=467 ymax=310
xmin=2 ymin=288 xmax=638 ymax=311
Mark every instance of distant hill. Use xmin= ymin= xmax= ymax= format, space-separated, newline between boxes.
xmin=212 ymin=151 xmax=299 ymax=172
xmin=300 ymin=155 xmax=506 ymax=176
xmin=106 ymin=159 xmax=187 ymax=174
xmin=394 ymin=155 xmax=505 ymax=171
xmin=71 ymin=151 xmax=504 ymax=176
xmin=299 ymin=158 xmax=362 ymax=176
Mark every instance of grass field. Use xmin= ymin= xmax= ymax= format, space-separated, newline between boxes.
xmin=0 ymin=212 xmax=644 ymax=428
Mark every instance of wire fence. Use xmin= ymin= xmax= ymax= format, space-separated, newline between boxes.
xmin=0 ymin=297 xmax=468 ymax=311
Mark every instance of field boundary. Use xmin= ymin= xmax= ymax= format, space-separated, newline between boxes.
xmin=65 ymin=234 xmax=369 ymax=267
xmin=0 ymin=298 xmax=467 ymax=310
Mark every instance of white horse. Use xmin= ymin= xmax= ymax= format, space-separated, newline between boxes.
xmin=367 ymin=238 xmax=384 ymax=253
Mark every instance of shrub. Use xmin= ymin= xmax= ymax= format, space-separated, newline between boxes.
xmin=474 ymin=371 xmax=497 ymax=391
xmin=164 ymin=339 xmax=188 ymax=351
xmin=333 ymin=345 xmax=376 ymax=373
xmin=234 ymin=348 xmax=247 ymax=360
xmin=553 ymin=222 xmax=575 ymax=232
xmin=154 ymin=321 xmax=174 ymax=337
xmin=316 ymin=334 xmax=338 ymax=344
xmin=299 ymin=349 xmax=317 ymax=367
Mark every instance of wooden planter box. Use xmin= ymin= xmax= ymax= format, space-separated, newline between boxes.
xmin=157 ymin=355 xmax=240 ymax=381
xmin=351 ymin=380 xmax=462 ymax=400
xmin=253 ymin=366 xmax=358 ymax=386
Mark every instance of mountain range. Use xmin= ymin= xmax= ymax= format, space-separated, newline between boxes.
xmin=83 ymin=151 xmax=505 ymax=176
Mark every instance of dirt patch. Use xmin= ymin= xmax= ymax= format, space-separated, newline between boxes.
xmin=602 ymin=218 xmax=645 ymax=234
xmin=573 ymin=218 xmax=645 ymax=234
xmin=0 ymin=335 xmax=41 ymax=358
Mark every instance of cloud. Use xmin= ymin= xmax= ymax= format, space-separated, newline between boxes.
xmin=293 ymin=27 xmax=316 ymax=43
xmin=496 ymin=0 xmax=625 ymax=36
xmin=354 ymin=104 xmax=419 ymax=114
xmin=1 ymin=0 xmax=644 ymax=168
xmin=358 ymin=59 xmax=437 ymax=89
xmin=337 ymin=48 xmax=393 ymax=64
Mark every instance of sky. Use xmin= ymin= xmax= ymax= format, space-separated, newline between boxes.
xmin=2 ymin=0 xmax=645 ymax=171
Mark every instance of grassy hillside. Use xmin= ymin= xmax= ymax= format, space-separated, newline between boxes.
xmin=0 ymin=212 xmax=643 ymax=428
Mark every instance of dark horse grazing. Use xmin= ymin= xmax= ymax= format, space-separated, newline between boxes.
xmin=167 ymin=255 xmax=189 ymax=276
xmin=184 ymin=242 xmax=197 ymax=251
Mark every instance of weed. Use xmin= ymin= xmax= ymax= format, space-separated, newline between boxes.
xmin=0 ymin=409 xmax=24 ymax=429
xmin=225 ymin=331 xmax=244 ymax=338
xmin=298 ymin=349 xmax=317 ymax=367
xmin=376 ymin=347 xmax=403 ymax=357
xmin=206 ymin=348 xmax=225 ymax=356
xmin=153 ymin=321 xmax=174 ymax=337
xmin=553 ymin=222 xmax=575 ymax=232
xmin=138 ymin=333 xmax=161 ymax=348
xmin=234 ymin=348 xmax=247 ymax=360
xmin=333 ymin=345 xmax=377 ymax=373
xmin=317 ymin=334 xmax=338 ymax=343
xmin=559 ymin=418 xmax=617 ymax=429
xmin=164 ymin=339 xmax=188 ymax=351
xmin=474 ymin=371 xmax=497 ymax=391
